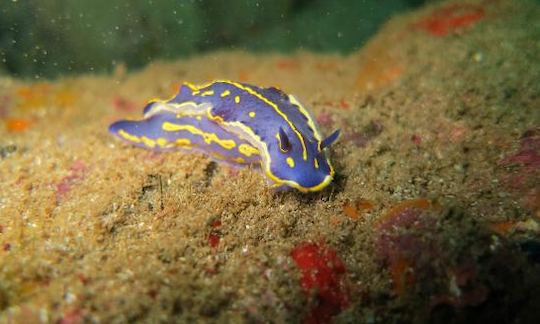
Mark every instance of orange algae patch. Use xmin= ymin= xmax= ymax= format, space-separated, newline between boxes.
xmin=238 ymin=70 xmax=251 ymax=81
xmin=388 ymin=256 xmax=413 ymax=297
xmin=54 ymin=89 xmax=77 ymax=108
xmin=169 ymin=81 xmax=183 ymax=93
xmin=342 ymin=198 xmax=375 ymax=220
xmin=275 ymin=58 xmax=300 ymax=70
xmin=15 ymin=83 xmax=76 ymax=109
xmin=339 ymin=99 xmax=350 ymax=110
xmin=355 ymin=32 xmax=404 ymax=92
xmin=342 ymin=204 xmax=358 ymax=220
xmin=356 ymin=59 xmax=403 ymax=92
xmin=489 ymin=221 xmax=518 ymax=236
xmin=414 ymin=3 xmax=485 ymax=37
xmin=5 ymin=118 xmax=32 ymax=133
xmin=314 ymin=60 xmax=339 ymax=71
xmin=16 ymin=83 xmax=52 ymax=108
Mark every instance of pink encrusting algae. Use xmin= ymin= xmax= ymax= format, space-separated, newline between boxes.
xmin=375 ymin=199 xmax=435 ymax=296
xmin=375 ymin=199 xmax=491 ymax=310
xmin=500 ymin=128 xmax=540 ymax=216
xmin=55 ymin=160 xmax=88 ymax=204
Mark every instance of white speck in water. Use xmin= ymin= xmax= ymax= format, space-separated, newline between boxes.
xmin=64 ymin=292 xmax=77 ymax=304
xmin=473 ymin=52 xmax=483 ymax=62
xmin=337 ymin=31 xmax=343 ymax=38
xmin=39 ymin=308 xmax=49 ymax=322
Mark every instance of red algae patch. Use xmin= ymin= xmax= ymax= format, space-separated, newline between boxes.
xmin=112 ymin=96 xmax=137 ymax=113
xmin=208 ymin=219 xmax=222 ymax=248
xmin=411 ymin=134 xmax=422 ymax=146
xmin=414 ymin=3 xmax=486 ymax=37
xmin=291 ymin=242 xmax=350 ymax=324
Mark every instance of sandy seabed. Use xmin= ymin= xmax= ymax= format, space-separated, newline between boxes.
xmin=1 ymin=0 xmax=539 ymax=323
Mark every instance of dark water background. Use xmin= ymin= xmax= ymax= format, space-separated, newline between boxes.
xmin=0 ymin=0 xmax=428 ymax=79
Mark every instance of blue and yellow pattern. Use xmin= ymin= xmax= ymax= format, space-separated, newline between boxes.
xmin=109 ymin=80 xmax=340 ymax=192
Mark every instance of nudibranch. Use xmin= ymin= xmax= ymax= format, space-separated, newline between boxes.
xmin=109 ymin=80 xmax=340 ymax=192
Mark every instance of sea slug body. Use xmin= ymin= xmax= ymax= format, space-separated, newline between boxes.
xmin=109 ymin=80 xmax=340 ymax=192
